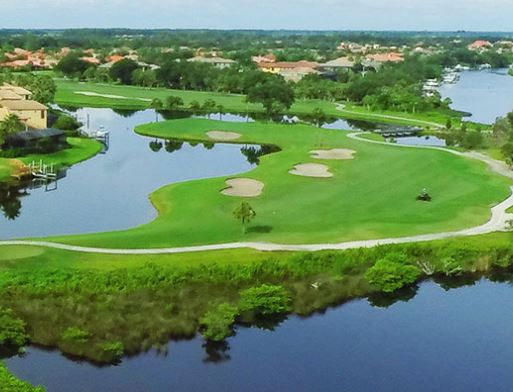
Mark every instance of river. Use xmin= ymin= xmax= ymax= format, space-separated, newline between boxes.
xmin=7 ymin=278 xmax=513 ymax=391
xmin=439 ymin=68 xmax=513 ymax=124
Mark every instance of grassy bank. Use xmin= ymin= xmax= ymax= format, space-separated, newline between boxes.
xmin=54 ymin=80 xmax=455 ymax=128
xmin=2 ymin=232 xmax=513 ymax=363
xmin=45 ymin=118 xmax=510 ymax=249
xmin=0 ymin=137 xmax=102 ymax=181
xmin=0 ymin=362 xmax=44 ymax=391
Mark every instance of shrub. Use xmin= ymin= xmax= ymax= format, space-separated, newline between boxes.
xmin=98 ymin=341 xmax=124 ymax=362
xmin=365 ymin=253 xmax=421 ymax=293
xmin=0 ymin=307 xmax=27 ymax=349
xmin=199 ymin=303 xmax=238 ymax=342
xmin=54 ymin=115 xmax=81 ymax=130
xmin=239 ymin=284 xmax=291 ymax=316
xmin=61 ymin=327 xmax=90 ymax=344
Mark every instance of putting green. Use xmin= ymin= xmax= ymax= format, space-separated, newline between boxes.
xmin=46 ymin=118 xmax=510 ymax=249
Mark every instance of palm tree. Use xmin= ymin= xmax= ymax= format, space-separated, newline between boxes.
xmin=217 ymin=104 xmax=225 ymax=120
xmin=150 ymin=98 xmax=163 ymax=122
xmin=0 ymin=114 xmax=24 ymax=146
xmin=233 ymin=201 xmax=256 ymax=234
xmin=1 ymin=114 xmax=24 ymax=133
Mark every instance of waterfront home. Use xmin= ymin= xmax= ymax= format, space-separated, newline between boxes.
xmin=0 ymin=84 xmax=47 ymax=129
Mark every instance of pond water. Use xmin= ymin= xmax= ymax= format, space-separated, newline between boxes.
xmin=394 ymin=135 xmax=447 ymax=147
xmin=0 ymin=108 xmax=257 ymax=239
xmin=439 ymin=68 xmax=513 ymax=124
xmin=7 ymin=278 xmax=513 ymax=391
xmin=0 ymin=108 xmax=389 ymax=239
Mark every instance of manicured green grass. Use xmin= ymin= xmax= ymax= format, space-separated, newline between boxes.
xmin=357 ymin=132 xmax=385 ymax=142
xmin=18 ymin=137 xmax=103 ymax=169
xmin=3 ymin=232 xmax=513 ymax=273
xmin=44 ymin=118 xmax=510 ymax=249
xmin=0 ymin=158 xmax=19 ymax=181
xmin=0 ymin=245 xmax=289 ymax=271
xmin=0 ymin=138 xmax=102 ymax=181
xmin=55 ymin=80 xmax=450 ymax=128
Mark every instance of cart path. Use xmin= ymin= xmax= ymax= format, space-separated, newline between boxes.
xmin=1 ymin=133 xmax=512 ymax=255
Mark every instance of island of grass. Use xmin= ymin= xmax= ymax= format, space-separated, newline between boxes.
xmin=0 ymin=137 xmax=103 ymax=181
xmin=45 ymin=118 xmax=511 ymax=249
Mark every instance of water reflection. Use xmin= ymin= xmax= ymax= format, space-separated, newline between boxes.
xmin=0 ymin=182 xmax=25 ymax=221
xmin=0 ymin=108 xmax=256 ymax=239
xmin=9 ymin=277 xmax=513 ymax=391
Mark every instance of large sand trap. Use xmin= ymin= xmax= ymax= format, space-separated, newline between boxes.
xmin=310 ymin=148 xmax=356 ymax=160
xmin=289 ymin=163 xmax=333 ymax=178
xmin=221 ymin=178 xmax=264 ymax=197
xmin=75 ymin=91 xmax=151 ymax=101
xmin=207 ymin=131 xmax=242 ymax=141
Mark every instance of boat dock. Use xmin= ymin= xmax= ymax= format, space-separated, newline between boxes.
xmin=28 ymin=160 xmax=57 ymax=180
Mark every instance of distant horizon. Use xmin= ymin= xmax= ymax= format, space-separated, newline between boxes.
xmin=1 ymin=0 xmax=512 ymax=31
xmin=1 ymin=28 xmax=513 ymax=35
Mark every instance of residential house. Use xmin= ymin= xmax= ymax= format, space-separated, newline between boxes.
xmin=468 ymin=40 xmax=493 ymax=51
xmin=366 ymin=52 xmax=404 ymax=64
xmin=187 ymin=56 xmax=236 ymax=69
xmin=257 ymin=60 xmax=319 ymax=81
xmin=318 ymin=56 xmax=355 ymax=72
xmin=252 ymin=54 xmax=277 ymax=64
xmin=0 ymin=84 xmax=48 ymax=129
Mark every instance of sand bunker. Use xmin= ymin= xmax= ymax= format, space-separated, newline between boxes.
xmin=221 ymin=178 xmax=264 ymax=197
xmin=75 ymin=91 xmax=151 ymax=101
xmin=207 ymin=131 xmax=242 ymax=141
xmin=310 ymin=148 xmax=356 ymax=160
xmin=289 ymin=163 xmax=333 ymax=178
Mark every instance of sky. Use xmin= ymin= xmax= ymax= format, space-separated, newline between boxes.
xmin=0 ymin=0 xmax=512 ymax=31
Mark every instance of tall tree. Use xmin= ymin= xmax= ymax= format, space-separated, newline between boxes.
xmin=110 ymin=59 xmax=139 ymax=85
xmin=247 ymin=75 xmax=295 ymax=118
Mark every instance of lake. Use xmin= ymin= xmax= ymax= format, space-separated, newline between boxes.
xmin=440 ymin=68 xmax=513 ymax=124
xmin=7 ymin=278 xmax=513 ymax=391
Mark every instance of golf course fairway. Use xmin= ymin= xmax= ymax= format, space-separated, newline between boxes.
xmin=44 ymin=118 xmax=511 ymax=249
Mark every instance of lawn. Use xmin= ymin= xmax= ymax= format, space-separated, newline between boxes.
xmin=0 ymin=137 xmax=102 ymax=181
xmin=44 ymin=118 xmax=511 ymax=249
xmin=55 ymin=80 xmax=452 ymax=128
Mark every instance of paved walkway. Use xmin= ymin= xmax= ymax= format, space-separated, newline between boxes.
xmin=1 ymin=133 xmax=512 ymax=255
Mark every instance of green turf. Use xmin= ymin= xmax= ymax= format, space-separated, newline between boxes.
xmin=55 ymin=80 xmax=451 ymax=128
xmin=19 ymin=137 xmax=103 ymax=168
xmin=0 ymin=137 xmax=102 ymax=180
xmin=42 ymin=118 xmax=511 ymax=249
xmin=0 ymin=158 xmax=17 ymax=181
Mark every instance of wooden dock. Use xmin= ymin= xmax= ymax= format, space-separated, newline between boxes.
xmin=28 ymin=160 xmax=57 ymax=180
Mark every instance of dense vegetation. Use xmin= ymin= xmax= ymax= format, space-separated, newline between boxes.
xmin=2 ymin=234 xmax=513 ymax=364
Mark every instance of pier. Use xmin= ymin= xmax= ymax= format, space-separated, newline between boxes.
xmin=28 ymin=160 xmax=57 ymax=181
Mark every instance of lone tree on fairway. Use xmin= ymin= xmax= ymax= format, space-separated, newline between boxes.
xmin=233 ymin=201 xmax=256 ymax=233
